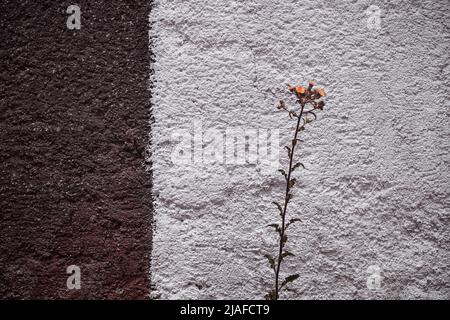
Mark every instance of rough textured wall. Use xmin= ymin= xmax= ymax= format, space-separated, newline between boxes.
xmin=150 ymin=0 xmax=449 ymax=299
xmin=0 ymin=1 xmax=152 ymax=299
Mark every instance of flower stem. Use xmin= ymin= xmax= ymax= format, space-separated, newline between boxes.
xmin=274 ymin=102 xmax=305 ymax=299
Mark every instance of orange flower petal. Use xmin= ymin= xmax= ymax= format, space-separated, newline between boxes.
xmin=295 ymin=85 xmax=305 ymax=94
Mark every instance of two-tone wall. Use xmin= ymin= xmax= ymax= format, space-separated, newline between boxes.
xmin=1 ymin=0 xmax=449 ymax=299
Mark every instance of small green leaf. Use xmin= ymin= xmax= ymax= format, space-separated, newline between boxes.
xmin=289 ymin=218 xmax=301 ymax=224
xmin=286 ymin=218 xmax=301 ymax=229
xmin=289 ymin=178 xmax=296 ymax=188
xmin=284 ymin=146 xmax=291 ymax=157
xmin=264 ymin=254 xmax=276 ymax=270
xmin=281 ymin=274 xmax=299 ymax=288
xmin=271 ymin=201 xmax=283 ymax=216
xmin=278 ymin=169 xmax=287 ymax=177
xmin=287 ymin=193 xmax=293 ymax=202
xmin=282 ymin=251 xmax=295 ymax=259
xmin=292 ymin=162 xmax=305 ymax=171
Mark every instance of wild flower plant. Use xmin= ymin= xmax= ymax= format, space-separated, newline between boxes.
xmin=265 ymin=80 xmax=327 ymax=300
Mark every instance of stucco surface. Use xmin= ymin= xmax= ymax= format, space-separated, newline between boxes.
xmin=149 ymin=0 xmax=449 ymax=299
xmin=0 ymin=0 xmax=152 ymax=299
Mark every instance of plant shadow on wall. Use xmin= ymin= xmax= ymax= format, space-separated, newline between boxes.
xmin=265 ymin=81 xmax=327 ymax=300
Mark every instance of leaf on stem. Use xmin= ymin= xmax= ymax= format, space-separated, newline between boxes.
xmin=284 ymin=146 xmax=291 ymax=158
xmin=264 ymin=254 xmax=276 ymax=271
xmin=278 ymin=169 xmax=287 ymax=180
xmin=292 ymin=162 xmax=305 ymax=171
xmin=280 ymin=274 xmax=300 ymax=289
xmin=288 ymin=178 xmax=296 ymax=189
xmin=286 ymin=218 xmax=301 ymax=229
xmin=287 ymin=193 xmax=293 ymax=202
xmin=271 ymin=201 xmax=283 ymax=216
xmin=292 ymin=138 xmax=302 ymax=147
xmin=282 ymin=251 xmax=295 ymax=259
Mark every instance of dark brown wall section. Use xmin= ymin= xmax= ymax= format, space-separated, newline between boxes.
xmin=0 ymin=1 xmax=153 ymax=299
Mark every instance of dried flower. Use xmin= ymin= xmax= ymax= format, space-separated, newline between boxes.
xmin=316 ymin=88 xmax=326 ymax=97
xmin=267 ymin=81 xmax=328 ymax=300
xmin=295 ymin=85 xmax=305 ymax=94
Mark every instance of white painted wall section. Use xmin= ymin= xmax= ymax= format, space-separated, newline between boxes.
xmin=149 ymin=0 xmax=449 ymax=299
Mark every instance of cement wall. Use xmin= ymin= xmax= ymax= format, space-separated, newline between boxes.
xmin=0 ymin=0 xmax=152 ymax=299
xmin=149 ymin=0 xmax=449 ymax=299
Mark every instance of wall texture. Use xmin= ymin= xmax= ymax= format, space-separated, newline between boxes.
xmin=150 ymin=0 xmax=449 ymax=299
xmin=0 ymin=1 xmax=152 ymax=299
